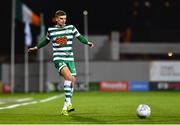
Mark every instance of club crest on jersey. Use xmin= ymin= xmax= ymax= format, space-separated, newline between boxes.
xmin=55 ymin=36 xmax=67 ymax=46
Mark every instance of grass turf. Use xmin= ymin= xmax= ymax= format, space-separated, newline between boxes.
xmin=0 ymin=91 xmax=180 ymax=124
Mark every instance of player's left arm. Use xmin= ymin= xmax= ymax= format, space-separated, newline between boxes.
xmin=77 ymin=35 xmax=94 ymax=48
xmin=73 ymin=25 xmax=94 ymax=48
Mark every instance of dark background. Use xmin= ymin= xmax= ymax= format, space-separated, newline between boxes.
xmin=1 ymin=0 xmax=180 ymax=55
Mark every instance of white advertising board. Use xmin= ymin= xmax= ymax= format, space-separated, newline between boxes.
xmin=150 ymin=61 xmax=180 ymax=81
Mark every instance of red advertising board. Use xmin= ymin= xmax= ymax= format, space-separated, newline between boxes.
xmin=100 ymin=81 xmax=128 ymax=91
xmin=168 ymin=82 xmax=180 ymax=90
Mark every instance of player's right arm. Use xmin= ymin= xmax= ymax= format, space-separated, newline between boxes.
xmin=28 ymin=36 xmax=50 ymax=53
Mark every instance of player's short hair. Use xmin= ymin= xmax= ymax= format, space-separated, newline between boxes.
xmin=55 ymin=10 xmax=66 ymax=17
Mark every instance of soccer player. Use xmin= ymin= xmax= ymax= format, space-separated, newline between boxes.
xmin=28 ymin=10 xmax=94 ymax=116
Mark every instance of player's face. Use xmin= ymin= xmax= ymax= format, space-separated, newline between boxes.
xmin=56 ymin=15 xmax=66 ymax=27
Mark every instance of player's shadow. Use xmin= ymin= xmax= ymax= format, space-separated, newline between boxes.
xmin=70 ymin=113 xmax=107 ymax=124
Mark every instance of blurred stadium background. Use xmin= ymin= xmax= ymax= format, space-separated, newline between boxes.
xmin=0 ymin=0 xmax=180 ymax=93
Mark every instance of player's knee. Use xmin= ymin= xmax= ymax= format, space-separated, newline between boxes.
xmin=65 ymin=75 xmax=73 ymax=82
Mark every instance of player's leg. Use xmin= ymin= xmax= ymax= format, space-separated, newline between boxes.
xmin=60 ymin=66 xmax=73 ymax=115
xmin=54 ymin=60 xmax=73 ymax=116
xmin=60 ymin=66 xmax=73 ymax=105
xmin=65 ymin=61 xmax=77 ymax=112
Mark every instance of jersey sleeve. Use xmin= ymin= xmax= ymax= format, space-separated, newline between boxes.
xmin=72 ymin=25 xmax=88 ymax=44
xmin=36 ymin=36 xmax=50 ymax=49
xmin=36 ymin=30 xmax=50 ymax=49
xmin=46 ymin=30 xmax=50 ymax=40
xmin=72 ymin=25 xmax=81 ymax=37
xmin=76 ymin=35 xmax=88 ymax=45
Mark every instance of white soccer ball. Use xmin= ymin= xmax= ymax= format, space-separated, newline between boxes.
xmin=136 ymin=104 xmax=151 ymax=119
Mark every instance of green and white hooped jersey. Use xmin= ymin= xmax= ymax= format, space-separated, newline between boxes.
xmin=46 ymin=25 xmax=80 ymax=62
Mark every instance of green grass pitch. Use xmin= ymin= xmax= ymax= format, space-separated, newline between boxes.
xmin=0 ymin=91 xmax=180 ymax=124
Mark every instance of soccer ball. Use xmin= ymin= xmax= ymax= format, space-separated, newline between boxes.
xmin=136 ymin=104 xmax=151 ymax=119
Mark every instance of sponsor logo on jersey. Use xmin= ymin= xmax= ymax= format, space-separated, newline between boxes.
xmin=55 ymin=36 xmax=67 ymax=46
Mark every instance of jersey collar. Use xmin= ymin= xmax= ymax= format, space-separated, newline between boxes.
xmin=56 ymin=24 xmax=66 ymax=28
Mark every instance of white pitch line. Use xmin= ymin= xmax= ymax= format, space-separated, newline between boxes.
xmin=0 ymin=94 xmax=64 ymax=110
